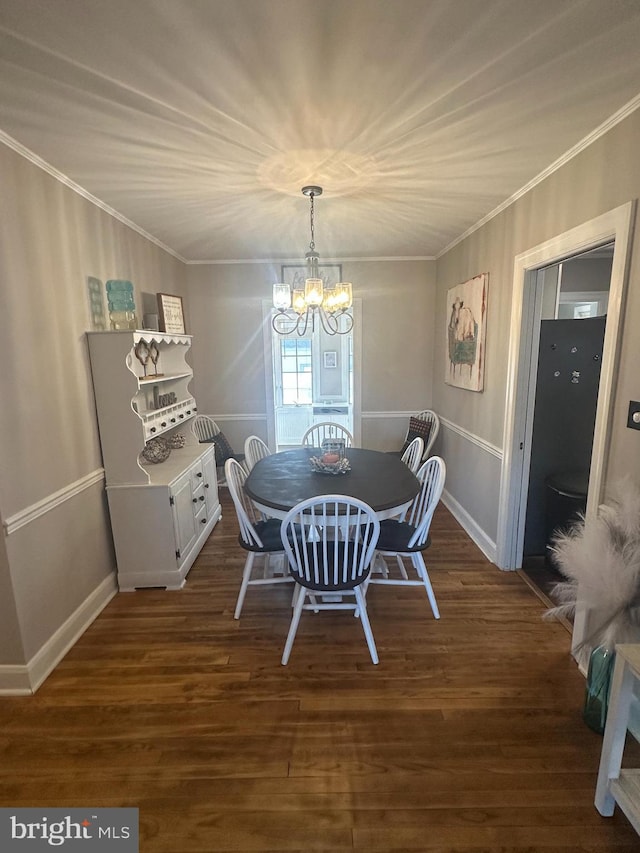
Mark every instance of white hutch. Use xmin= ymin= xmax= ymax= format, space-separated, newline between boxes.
xmin=87 ymin=330 xmax=221 ymax=590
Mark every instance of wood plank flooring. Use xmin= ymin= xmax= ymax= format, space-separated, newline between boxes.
xmin=1 ymin=491 xmax=638 ymax=851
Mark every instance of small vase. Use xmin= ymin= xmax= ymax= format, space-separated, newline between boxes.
xmin=583 ymin=644 xmax=616 ymax=734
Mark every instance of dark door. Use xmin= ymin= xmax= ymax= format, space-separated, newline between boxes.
xmin=523 ymin=316 xmax=606 ymax=556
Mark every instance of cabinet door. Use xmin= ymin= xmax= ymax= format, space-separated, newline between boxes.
xmin=202 ymin=449 xmax=220 ymax=517
xmin=171 ymin=473 xmax=198 ymax=562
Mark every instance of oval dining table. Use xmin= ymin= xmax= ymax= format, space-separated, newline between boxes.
xmin=244 ymin=447 xmax=420 ymax=520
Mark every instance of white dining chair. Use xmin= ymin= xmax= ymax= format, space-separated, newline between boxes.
xmin=191 ymin=414 xmax=220 ymax=442
xmin=192 ymin=415 xmax=245 ymax=485
xmin=400 ymin=436 xmax=424 ymax=473
xmin=280 ymin=495 xmax=380 ymax=665
xmin=368 ymin=456 xmax=446 ymax=618
xmin=301 ymin=422 xmax=354 ymax=449
xmin=413 ymin=410 xmax=440 ymax=459
xmin=244 ymin=435 xmax=272 ymax=472
xmin=225 ymin=458 xmax=293 ymax=619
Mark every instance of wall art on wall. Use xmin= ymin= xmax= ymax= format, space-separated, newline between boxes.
xmin=323 ymin=351 xmax=337 ymax=369
xmin=157 ymin=293 xmax=186 ymax=334
xmin=281 ymin=263 xmax=342 ymax=290
xmin=445 ymin=273 xmax=488 ymax=392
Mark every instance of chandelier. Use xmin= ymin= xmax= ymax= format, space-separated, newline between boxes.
xmin=272 ymin=186 xmax=353 ymax=336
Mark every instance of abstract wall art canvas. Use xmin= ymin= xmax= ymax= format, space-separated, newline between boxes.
xmin=445 ymin=273 xmax=488 ymax=392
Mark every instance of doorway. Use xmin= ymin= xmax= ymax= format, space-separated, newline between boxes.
xmin=520 ymin=247 xmax=612 ymax=604
xmin=271 ymin=323 xmax=353 ymax=449
xmin=262 ymin=300 xmax=362 ymax=452
xmin=496 ymin=202 xmax=634 ymax=654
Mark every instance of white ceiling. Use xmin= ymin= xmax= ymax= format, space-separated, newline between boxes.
xmin=2 ymin=0 xmax=640 ymax=262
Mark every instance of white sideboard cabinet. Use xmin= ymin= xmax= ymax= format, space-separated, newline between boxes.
xmin=595 ymin=644 xmax=640 ymax=836
xmin=87 ymin=330 xmax=221 ymax=590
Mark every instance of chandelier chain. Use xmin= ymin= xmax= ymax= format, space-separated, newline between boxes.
xmin=309 ymin=192 xmax=315 ymax=252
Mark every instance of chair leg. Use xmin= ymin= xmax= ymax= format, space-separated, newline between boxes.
xmin=354 ymin=586 xmax=379 ymax=664
xmin=282 ymin=586 xmax=306 ymax=665
xmin=234 ymin=552 xmax=256 ymax=620
xmin=291 ymin=582 xmax=302 ymax=608
xmin=396 ymin=555 xmax=409 ymax=580
xmin=374 ymin=552 xmax=389 ymax=577
xmin=291 ymin=581 xmax=314 ymax=610
xmin=413 ymin=553 xmax=440 ymax=619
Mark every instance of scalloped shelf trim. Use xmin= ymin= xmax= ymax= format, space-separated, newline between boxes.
xmin=133 ymin=330 xmax=190 ymax=345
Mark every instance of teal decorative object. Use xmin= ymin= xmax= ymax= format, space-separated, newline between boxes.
xmin=106 ymin=280 xmax=138 ymax=329
xmin=87 ymin=276 xmax=107 ymax=330
xmin=583 ymin=644 xmax=616 ymax=734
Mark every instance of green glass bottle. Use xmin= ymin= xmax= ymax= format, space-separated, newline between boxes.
xmin=583 ymin=644 xmax=616 ymax=734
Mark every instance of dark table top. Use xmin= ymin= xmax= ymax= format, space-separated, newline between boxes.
xmin=244 ymin=447 xmax=419 ymax=517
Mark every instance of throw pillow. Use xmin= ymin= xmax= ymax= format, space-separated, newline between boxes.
xmin=401 ymin=416 xmax=432 ymax=454
xmin=212 ymin=431 xmax=236 ymax=466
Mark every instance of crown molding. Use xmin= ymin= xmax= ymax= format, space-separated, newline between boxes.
xmin=6 ymin=88 xmax=639 ymax=267
xmin=437 ymin=94 xmax=640 ymax=259
xmin=186 ymin=256 xmax=435 ymax=265
xmin=0 ymin=131 xmax=186 ymax=263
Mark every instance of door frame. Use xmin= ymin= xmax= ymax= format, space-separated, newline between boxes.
xmin=262 ymin=299 xmax=362 ymax=450
xmin=496 ymin=201 xmax=635 ymax=575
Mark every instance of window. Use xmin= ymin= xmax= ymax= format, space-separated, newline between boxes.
xmin=280 ymin=338 xmax=312 ymax=405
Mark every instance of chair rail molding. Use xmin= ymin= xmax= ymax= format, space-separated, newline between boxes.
xmin=3 ymin=468 xmax=105 ymax=536
xmin=207 ymin=413 xmax=268 ymax=422
xmin=361 ymin=411 xmax=421 ymax=419
xmin=439 ymin=416 xmax=502 ymax=459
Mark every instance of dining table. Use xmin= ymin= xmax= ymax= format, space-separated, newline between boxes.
xmin=244 ymin=447 xmax=420 ymax=520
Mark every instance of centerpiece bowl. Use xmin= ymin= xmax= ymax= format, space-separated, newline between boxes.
xmin=309 ymin=455 xmax=351 ymax=475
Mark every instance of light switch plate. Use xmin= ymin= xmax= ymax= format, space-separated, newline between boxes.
xmin=627 ymin=401 xmax=640 ymax=430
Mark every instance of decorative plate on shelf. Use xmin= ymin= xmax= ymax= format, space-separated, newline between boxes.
xmin=309 ymin=456 xmax=351 ymax=475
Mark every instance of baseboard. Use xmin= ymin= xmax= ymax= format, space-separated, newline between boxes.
xmin=441 ymin=488 xmax=497 ymax=565
xmin=0 ymin=573 xmax=118 ymax=696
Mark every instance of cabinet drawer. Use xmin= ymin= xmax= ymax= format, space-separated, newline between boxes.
xmin=190 ymin=461 xmax=205 ymax=491
xmin=191 ymin=483 xmax=206 ymax=510
xmin=194 ymin=500 xmax=208 ymax=527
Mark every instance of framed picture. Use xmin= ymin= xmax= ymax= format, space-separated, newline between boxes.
xmin=157 ymin=293 xmax=186 ymax=334
xmin=445 ymin=273 xmax=489 ymax=392
xmin=323 ymin=351 xmax=337 ymax=369
xmin=281 ymin=263 xmax=342 ymax=290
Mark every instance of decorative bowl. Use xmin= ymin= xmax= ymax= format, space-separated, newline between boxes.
xmin=167 ymin=432 xmax=186 ymax=449
xmin=309 ymin=455 xmax=351 ymax=475
xmin=140 ymin=437 xmax=171 ymax=464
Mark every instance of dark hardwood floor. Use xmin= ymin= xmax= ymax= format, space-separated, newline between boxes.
xmin=1 ymin=490 xmax=637 ymax=851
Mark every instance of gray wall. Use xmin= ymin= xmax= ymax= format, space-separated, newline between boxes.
xmin=434 ymin=108 xmax=640 ymax=549
xmin=0 ymin=144 xmax=187 ymax=677
xmin=561 ymin=256 xmax=613 ymax=293
xmin=186 ymin=259 xmax=436 ymax=453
